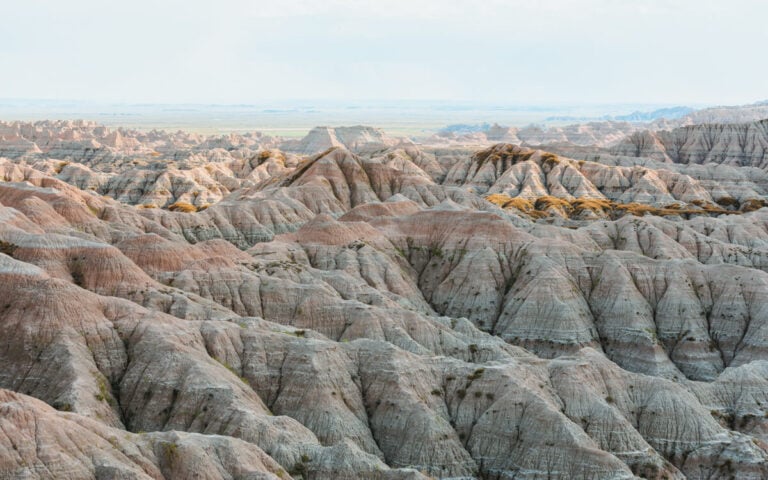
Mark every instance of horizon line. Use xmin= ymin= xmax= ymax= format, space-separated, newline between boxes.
xmin=0 ymin=97 xmax=727 ymax=108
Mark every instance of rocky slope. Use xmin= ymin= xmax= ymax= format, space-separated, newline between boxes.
xmin=2 ymin=121 xmax=768 ymax=479
xmin=429 ymin=101 xmax=768 ymax=151
xmin=282 ymin=126 xmax=411 ymax=155
xmin=612 ymin=119 xmax=768 ymax=169
xmin=427 ymin=121 xmax=640 ymax=148
xmin=664 ymin=101 xmax=768 ymax=127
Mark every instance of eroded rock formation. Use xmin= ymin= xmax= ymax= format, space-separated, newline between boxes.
xmin=1 ymin=119 xmax=768 ymax=479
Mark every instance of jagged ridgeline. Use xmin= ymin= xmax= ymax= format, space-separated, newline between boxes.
xmin=2 ymin=117 xmax=768 ymax=479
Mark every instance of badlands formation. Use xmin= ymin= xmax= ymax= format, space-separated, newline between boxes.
xmin=2 ymin=114 xmax=768 ymax=479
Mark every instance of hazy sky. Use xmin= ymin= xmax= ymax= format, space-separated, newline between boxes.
xmin=2 ymin=0 xmax=766 ymax=105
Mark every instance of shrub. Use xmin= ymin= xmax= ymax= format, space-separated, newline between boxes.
xmin=473 ymin=144 xmax=534 ymax=169
xmin=168 ymin=201 xmax=197 ymax=213
xmin=95 ymin=377 xmax=112 ymax=404
xmin=571 ymin=198 xmax=612 ymax=215
xmin=715 ymin=196 xmax=739 ymax=208
xmin=487 ymin=194 xmax=743 ymax=221
xmin=534 ymin=196 xmax=573 ymax=214
xmin=505 ymin=197 xmax=537 ymax=213
xmin=53 ymin=161 xmax=70 ymax=174
xmin=52 ymin=401 xmax=72 ymax=412
xmin=162 ymin=442 xmax=179 ymax=462
xmin=699 ymin=204 xmax=732 ymax=214
xmin=540 ymin=152 xmax=560 ymax=170
xmin=467 ymin=368 xmax=485 ymax=381
xmin=614 ymin=203 xmax=663 ymax=217
xmin=486 ymin=194 xmax=538 ymax=214
xmin=70 ymin=257 xmax=86 ymax=287
xmin=290 ymin=460 xmax=309 ymax=477
xmin=486 ymin=193 xmax=514 ymax=208
xmin=741 ymin=198 xmax=766 ymax=212
xmin=0 ymin=241 xmax=18 ymax=257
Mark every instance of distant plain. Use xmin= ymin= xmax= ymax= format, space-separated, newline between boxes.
xmin=0 ymin=99 xmax=696 ymax=137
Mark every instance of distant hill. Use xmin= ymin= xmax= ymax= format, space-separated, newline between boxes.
xmin=614 ymin=106 xmax=694 ymax=121
xmin=545 ymin=106 xmax=693 ymax=123
xmin=438 ymin=123 xmax=492 ymax=135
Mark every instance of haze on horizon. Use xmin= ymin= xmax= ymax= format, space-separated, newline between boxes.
xmin=2 ymin=0 xmax=767 ymax=107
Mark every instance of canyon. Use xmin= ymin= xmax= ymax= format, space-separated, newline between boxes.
xmin=2 ymin=112 xmax=768 ymax=479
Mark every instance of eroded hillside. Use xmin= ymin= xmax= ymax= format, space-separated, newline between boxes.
xmin=2 ymin=120 xmax=768 ymax=479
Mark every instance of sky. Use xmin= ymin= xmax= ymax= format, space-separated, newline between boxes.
xmin=2 ymin=0 xmax=767 ymax=106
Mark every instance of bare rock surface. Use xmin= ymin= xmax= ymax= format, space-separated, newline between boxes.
xmin=613 ymin=119 xmax=768 ymax=169
xmin=2 ymin=119 xmax=768 ymax=479
xmin=281 ymin=126 xmax=410 ymax=155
